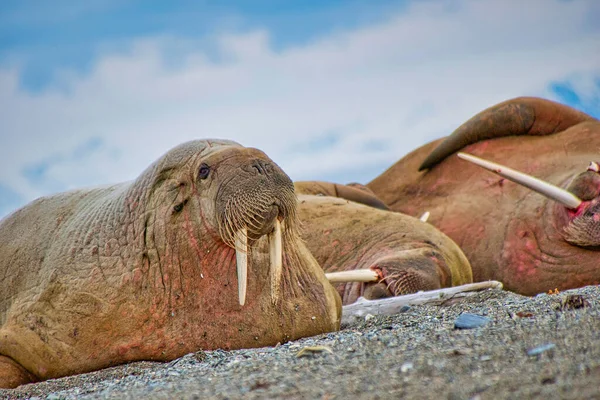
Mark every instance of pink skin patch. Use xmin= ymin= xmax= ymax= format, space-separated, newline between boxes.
xmin=566 ymin=201 xmax=591 ymax=219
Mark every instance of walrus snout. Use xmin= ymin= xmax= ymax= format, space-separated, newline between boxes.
xmin=247 ymin=203 xmax=283 ymax=240
xmin=216 ymin=152 xmax=297 ymax=243
xmin=562 ymin=168 xmax=600 ymax=247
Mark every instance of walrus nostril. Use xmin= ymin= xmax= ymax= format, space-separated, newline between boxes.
xmin=249 ymin=160 xmax=273 ymax=175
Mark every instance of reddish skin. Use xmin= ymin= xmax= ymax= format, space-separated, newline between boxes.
xmin=0 ymin=140 xmax=340 ymax=388
xmin=368 ymin=97 xmax=600 ymax=295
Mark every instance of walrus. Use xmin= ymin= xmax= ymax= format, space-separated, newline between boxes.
xmin=367 ymin=97 xmax=600 ymax=295
xmin=0 ymin=140 xmax=341 ymax=388
xmin=294 ymin=183 xmax=473 ymax=304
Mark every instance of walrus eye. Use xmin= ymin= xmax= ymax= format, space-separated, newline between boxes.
xmin=199 ymin=163 xmax=211 ymax=180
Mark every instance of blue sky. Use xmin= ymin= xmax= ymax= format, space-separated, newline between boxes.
xmin=1 ymin=0 xmax=405 ymax=91
xmin=1 ymin=0 xmax=599 ymax=218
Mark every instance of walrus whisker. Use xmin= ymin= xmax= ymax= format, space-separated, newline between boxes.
xmin=457 ymin=152 xmax=582 ymax=209
xmin=382 ymin=272 xmax=403 ymax=295
xmin=325 ymin=269 xmax=380 ymax=283
xmin=269 ymin=219 xmax=283 ymax=303
xmin=235 ymin=228 xmax=248 ymax=306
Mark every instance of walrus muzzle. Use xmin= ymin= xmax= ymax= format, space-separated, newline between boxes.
xmin=216 ymin=159 xmax=298 ymax=306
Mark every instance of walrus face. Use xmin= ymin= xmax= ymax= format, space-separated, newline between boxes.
xmin=148 ymin=141 xmax=299 ymax=305
xmin=209 ymin=147 xmax=299 ymax=304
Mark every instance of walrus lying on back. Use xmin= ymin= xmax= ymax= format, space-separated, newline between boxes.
xmin=0 ymin=140 xmax=341 ymax=388
xmin=367 ymin=97 xmax=600 ymax=295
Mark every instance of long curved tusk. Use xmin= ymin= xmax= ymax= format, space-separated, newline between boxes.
xmin=325 ymin=269 xmax=380 ymax=283
xmin=457 ymin=152 xmax=582 ymax=209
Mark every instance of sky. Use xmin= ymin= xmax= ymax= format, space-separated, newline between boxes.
xmin=1 ymin=0 xmax=599 ymax=218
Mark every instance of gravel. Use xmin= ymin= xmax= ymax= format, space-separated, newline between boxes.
xmin=2 ymin=285 xmax=600 ymax=400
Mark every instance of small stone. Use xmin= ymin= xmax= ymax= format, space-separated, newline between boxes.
xmin=400 ymin=362 xmax=413 ymax=373
xmin=454 ymin=313 xmax=491 ymax=329
xmin=365 ymin=314 xmax=375 ymax=321
xmin=527 ymin=343 xmax=556 ymax=356
xmin=480 ymin=355 xmax=492 ymax=361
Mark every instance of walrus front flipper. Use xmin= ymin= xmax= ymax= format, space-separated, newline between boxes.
xmin=419 ymin=96 xmax=598 ymax=171
xmin=333 ymin=183 xmax=389 ymax=210
xmin=0 ymin=355 xmax=37 ymax=389
xmin=294 ymin=181 xmax=389 ymax=210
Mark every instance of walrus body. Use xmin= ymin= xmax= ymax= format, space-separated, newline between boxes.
xmin=294 ymin=185 xmax=472 ymax=304
xmin=0 ymin=140 xmax=341 ymax=388
xmin=367 ymin=97 xmax=600 ymax=295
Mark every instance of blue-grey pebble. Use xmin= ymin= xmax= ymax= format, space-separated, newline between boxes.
xmin=527 ymin=343 xmax=556 ymax=356
xmin=454 ymin=313 xmax=491 ymax=329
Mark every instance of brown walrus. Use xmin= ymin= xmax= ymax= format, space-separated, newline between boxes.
xmin=294 ymin=183 xmax=473 ymax=304
xmin=367 ymin=97 xmax=600 ymax=296
xmin=0 ymin=140 xmax=341 ymax=388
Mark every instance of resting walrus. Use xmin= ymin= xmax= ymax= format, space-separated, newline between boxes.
xmin=367 ymin=97 xmax=600 ymax=295
xmin=0 ymin=140 xmax=341 ymax=388
xmin=294 ymin=183 xmax=473 ymax=304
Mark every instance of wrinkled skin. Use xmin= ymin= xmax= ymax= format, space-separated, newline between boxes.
xmin=368 ymin=97 xmax=600 ymax=296
xmin=0 ymin=140 xmax=341 ymax=388
xmin=294 ymin=183 xmax=472 ymax=304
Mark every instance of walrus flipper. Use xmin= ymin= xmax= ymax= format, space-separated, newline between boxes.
xmin=419 ymin=96 xmax=597 ymax=171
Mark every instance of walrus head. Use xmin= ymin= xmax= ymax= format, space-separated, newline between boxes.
xmin=457 ymin=151 xmax=600 ymax=248
xmin=139 ymin=139 xmax=311 ymax=306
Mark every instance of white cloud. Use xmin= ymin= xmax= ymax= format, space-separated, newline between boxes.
xmin=1 ymin=0 xmax=599 ymax=217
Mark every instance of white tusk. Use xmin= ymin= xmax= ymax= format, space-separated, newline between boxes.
xmin=269 ymin=219 xmax=283 ymax=302
xmin=325 ymin=269 xmax=380 ymax=283
xmin=235 ymin=228 xmax=248 ymax=306
xmin=587 ymin=161 xmax=600 ymax=173
xmin=458 ymin=152 xmax=582 ymax=209
xmin=419 ymin=211 xmax=430 ymax=223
